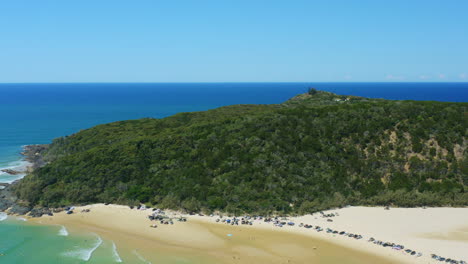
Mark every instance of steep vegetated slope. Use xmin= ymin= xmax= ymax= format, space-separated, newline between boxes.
xmin=15 ymin=90 xmax=468 ymax=214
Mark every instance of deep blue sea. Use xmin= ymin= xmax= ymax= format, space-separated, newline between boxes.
xmin=0 ymin=82 xmax=467 ymax=263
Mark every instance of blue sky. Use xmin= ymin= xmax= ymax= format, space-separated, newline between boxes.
xmin=0 ymin=0 xmax=467 ymax=82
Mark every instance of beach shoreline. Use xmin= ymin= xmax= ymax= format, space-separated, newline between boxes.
xmin=0 ymin=144 xmax=47 ymax=184
xmin=28 ymin=204 xmax=468 ymax=264
xmin=2 ymin=148 xmax=467 ymax=263
xmin=0 ymin=159 xmax=31 ymax=184
xmin=0 ymin=144 xmax=50 ymax=213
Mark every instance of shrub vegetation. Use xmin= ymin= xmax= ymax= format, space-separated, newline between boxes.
xmin=15 ymin=90 xmax=468 ymax=214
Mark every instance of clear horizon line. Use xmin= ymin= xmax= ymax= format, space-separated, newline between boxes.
xmin=1 ymin=81 xmax=468 ymax=84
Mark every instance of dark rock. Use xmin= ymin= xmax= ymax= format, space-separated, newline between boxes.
xmin=0 ymin=184 xmax=18 ymax=212
xmin=21 ymin=144 xmax=48 ymax=169
xmin=29 ymin=207 xmax=52 ymax=218
xmin=0 ymin=199 xmax=13 ymax=211
xmin=9 ymin=204 xmax=32 ymax=215
xmin=1 ymin=169 xmax=24 ymax=175
xmin=0 ymin=148 xmax=49 ymax=216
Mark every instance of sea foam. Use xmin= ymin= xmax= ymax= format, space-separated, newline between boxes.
xmin=112 ymin=241 xmax=123 ymax=262
xmin=0 ymin=160 xmax=30 ymax=172
xmin=133 ymin=250 xmax=152 ymax=264
xmin=0 ymin=160 xmax=30 ymax=184
xmin=58 ymin=225 xmax=69 ymax=236
xmin=0 ymin=212 xmax=7 ymax=221
xmin=63 ymin=233 xmax=102 ymax=261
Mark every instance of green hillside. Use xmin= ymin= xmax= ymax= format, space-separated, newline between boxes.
xmin=15 ymin=90 xmax=468 ymax=214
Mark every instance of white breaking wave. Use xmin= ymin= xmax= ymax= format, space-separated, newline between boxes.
xmin=16 ymin=217 xmax=27 ymax=221
xmin=0 ymin=160 xmax=30 ymax=172
xmin=83 ymin=234 xmax=103 ymax=261
xmin=0 ymin=160 xmax=30 ymax=184
xmin=58 ymin=225 xmax=69 ymax=236
xmin=112 ymin=241 xmax=123 ymax=263
xmin=0 ymin=212 xmax=7 ymax=221
xmin=63 ymin=233 xmax=103 ymax=261
xmin=133 ymin=250 xmax=152 ymax=264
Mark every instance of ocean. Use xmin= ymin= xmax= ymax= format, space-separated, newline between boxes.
xmin=0 ymin=82 xmax=467 ymax=263
xmin=0 ymin=214 xmax=123 ymax=263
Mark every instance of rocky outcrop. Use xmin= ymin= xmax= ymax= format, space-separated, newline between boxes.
xmin=1 ymin=169 xmax=23 ymax=175
xmin=29 ymin=207 xmax=53 ymax=217
xmin=21 ymin=144 xmax=48 ymax=170
xmin=8 ymin=204 xmax=32 ymax=215
xmin=2 ymin=144 xmax=96 ymax=217
xmin=0 ymin=145 xmax=51 ymax=217
xmin=0 ymin=184 xmax=54 ymax=217
xmin=0 ymin=197 xmax=15 ymax=211
xmin=0 ymin=185 xmax=18 ymax=211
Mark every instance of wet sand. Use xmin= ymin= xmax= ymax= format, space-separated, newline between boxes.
xmin=32 ymin=204 xmax=401 ymax=264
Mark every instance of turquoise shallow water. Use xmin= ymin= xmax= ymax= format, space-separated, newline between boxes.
xmin=0 ymin=213 xmax=123 ymax=263
xmin=0 ymin=82 xmax=467 ymax=263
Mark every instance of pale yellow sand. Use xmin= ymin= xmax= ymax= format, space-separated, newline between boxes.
xmin=278 ymin=206 xmax=468 ymax=264
xmin=31 ymin=204 xmax=406 ymax=264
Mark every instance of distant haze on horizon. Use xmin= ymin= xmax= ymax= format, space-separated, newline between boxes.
xmin=0 ymin=0 xmax=467 ymax=83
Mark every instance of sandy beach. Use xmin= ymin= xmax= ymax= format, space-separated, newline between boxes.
xmin=30 ymin=204 xmax=468 ymax=264
xmin=290 ymin=207 xmax=468 ymax=263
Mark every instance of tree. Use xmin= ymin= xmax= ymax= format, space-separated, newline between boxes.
xmin=308 ymin=88 xmax=318 ymax=95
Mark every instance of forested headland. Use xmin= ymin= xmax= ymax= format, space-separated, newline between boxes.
xmin=14 ymin=90 xmax=468 ymax=215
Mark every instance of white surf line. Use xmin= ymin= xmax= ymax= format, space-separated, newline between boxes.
xmin=58 ymin=225 xmax=69 ymax=236
xmin=0 ymin=212 xmax=7 ymax=221
xmin=112 ymin=241 xmax=123 ymax=263
xmin=133 ymin=250 xmax=152 ymax=264
xmin=84 ymin=234 xmax=103 ymax=261
xmin=0 ymin=159 xmax=31 ymax=183
xmin=0 ymin=160 xmax=30 ymax=173
xmin=63 ymin=233 xmax=103 ymax=261
xmin=16 ymin=217 xmax=27 ymax=221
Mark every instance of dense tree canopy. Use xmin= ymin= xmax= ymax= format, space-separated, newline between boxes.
xmin=15 ymin=91 xmax=468 ymax=214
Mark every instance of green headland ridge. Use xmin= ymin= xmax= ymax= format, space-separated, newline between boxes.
xmin=13 ymin=89 xmax=468 ymax=215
